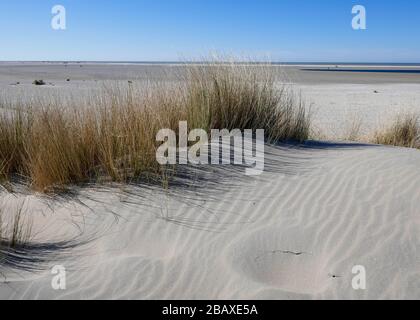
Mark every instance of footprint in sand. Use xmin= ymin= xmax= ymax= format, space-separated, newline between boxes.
xmin=229 ymin=226 xmax=332 ymax=295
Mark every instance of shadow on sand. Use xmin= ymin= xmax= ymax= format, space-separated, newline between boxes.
xmin=0 ymin=140 xmax=378 ymax=273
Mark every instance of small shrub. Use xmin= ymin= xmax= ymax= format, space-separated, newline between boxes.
xmin=33 ymin=80 xmax=46 ymax=86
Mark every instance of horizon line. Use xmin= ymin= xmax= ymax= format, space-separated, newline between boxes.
xmin=1 ymin=60 xmax=420 ymax=65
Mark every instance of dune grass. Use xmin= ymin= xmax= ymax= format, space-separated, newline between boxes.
xmin=0 ymin=62 xmax=310 ymax=193
xmin=372 ymin=113 xmax=420 ymax=149
xmin=0 ymin=201 xmax=32 ymax=253
xmin=186 ymin=64 xmax=310 ymax=142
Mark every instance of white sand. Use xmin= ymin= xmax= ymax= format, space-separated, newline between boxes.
xmin=0 ymin=64 xmax=419 ymax=300
xmin=296 ymin=83 xmax=420 ymax=138
xmin=0 ymin=143 xmax=419 ymax=299
xmin=2 ymin=63 xmax=420 ymax=138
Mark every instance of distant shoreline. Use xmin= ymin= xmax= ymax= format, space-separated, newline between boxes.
xmin=1 ymin=61 xmax=420 ymax=68
xmin=302 ymin=68 xmax=420 ymax=74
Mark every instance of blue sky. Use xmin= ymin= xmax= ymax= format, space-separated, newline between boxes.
xmin=0 ymin=0 xmax=419 ymax=62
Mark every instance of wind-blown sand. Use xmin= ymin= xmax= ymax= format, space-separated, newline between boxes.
xmin=0 ymin=143 xmax=419 ymax=299
xmin=0 ymin=63 xmax=419 ymax=299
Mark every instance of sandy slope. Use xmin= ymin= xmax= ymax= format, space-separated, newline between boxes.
xmin=0 ymin=142 xmax=419 ymax=300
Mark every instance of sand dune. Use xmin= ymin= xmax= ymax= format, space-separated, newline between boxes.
xmin=1 ymin=142 xmax=419 ymax=299
xmin=0 ymin=63 xmax=419 ymax=300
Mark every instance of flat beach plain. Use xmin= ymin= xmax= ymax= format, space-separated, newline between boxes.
xmin=2 ymin=62 xmax=420 ymax=138
xmin=0 ymin=63 xmax=419 ymax=299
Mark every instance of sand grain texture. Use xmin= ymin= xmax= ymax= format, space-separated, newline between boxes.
xmin=0 ymin=143 xmax=419 ymax=300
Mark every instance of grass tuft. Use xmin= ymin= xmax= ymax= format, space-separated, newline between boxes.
xmin=0 ymin=61 xmax=310 ymax=192
xmin=372 ymin=113 xmax=420 ymax=149
xmin=33 ymin=80 xmax=46 ymax=86
xmin=0 ymin=201 xmax=33 ymax=252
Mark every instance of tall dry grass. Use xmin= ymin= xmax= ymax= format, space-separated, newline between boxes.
xmin=0 ymin=62 xmax=310 ymax=192
xmin=372 ymin=113 xmax=420 ymax=149
xmin=186 ymin=64 xmax=310 ymax=142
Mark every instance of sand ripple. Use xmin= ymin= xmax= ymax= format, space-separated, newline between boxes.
xmin=0 ymin=143 xmax=419 ymax=299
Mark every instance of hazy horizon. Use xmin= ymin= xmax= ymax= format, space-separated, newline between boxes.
xmin=2 ymin=61 xmax=420 ymax=65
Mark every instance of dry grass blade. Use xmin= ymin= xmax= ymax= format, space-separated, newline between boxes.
xmin=373 ymin=113 xmax=420 ymax=149
xmin=0 ymin=60 xmax=311 ymax=192
xmin=0 ymin=201 xmax=33 ymax=252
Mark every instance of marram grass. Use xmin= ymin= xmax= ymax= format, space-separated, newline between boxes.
xmin=0 ymin=63 xmax=310 ymax=193
xmin=372 ymin=113 xmax=420 ymax=149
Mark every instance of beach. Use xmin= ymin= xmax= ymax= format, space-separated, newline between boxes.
xmin=0 ymin=63 xmax=419 ymax=300
xmin=2 ymin=62 xmax=420 ymax=138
